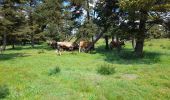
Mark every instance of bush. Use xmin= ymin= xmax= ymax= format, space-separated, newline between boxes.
xmin=0 ymin=85 xmax=10 ymax=99
xmin=167 ymin=46 xmax=170 ymax=49
xmin=37 ymin=49 xmax=45 ymax=54
xmin=48 ymin=66 xmax=60 ymax=76
xmin=160 ymin=45 xmax=164 ymax=47
xmin=97 ymin=64 xmax=115 ymax=75
xmin=148 ymin=43 xmax=153 ymax=47
xmin=162 ymin=46 xmax=166 ymax=49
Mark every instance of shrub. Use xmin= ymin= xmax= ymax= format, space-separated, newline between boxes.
xmin=160 ymin=45 xmax=164 ymax=47
xmin=162 ymin=46 xmax=166 ymax=49
xmin=97 ymin=64 xmax=115 ymax=75
xmin=148 ymin=43 xmax=153 ymax=46
xmin=48 ymin=66 xmax=61 ymax=76
xmin=37 ymin=49 xmax=45 ymax=54
xmin=167 ymin=46 xmax=170 ymax=49
xmin=0 ymin=85 xmax=10 ymax=99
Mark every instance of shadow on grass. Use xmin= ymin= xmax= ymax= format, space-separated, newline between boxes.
xmin=0 ymin=53 xmax=30 ymax=61
xmin=7 ymin=45 xmax=53 ymax=51
xmin=94 ymin=45 xmax=163 ymax=65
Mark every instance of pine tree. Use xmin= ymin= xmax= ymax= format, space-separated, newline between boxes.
xmin=85 ymin=0 xmax=119 ymax=51
xmin=0 ymin=0 xmax=27 ymax=52
xmin=34 ymin=0 xmax=63 ymax=41
xmin=119 ymin=0 xmax=170 ymax=56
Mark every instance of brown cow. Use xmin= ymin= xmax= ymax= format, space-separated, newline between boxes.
xmin=109 ymin=40 xmax=125 ymax=50
xmin=79 ymin=40 xmax=92 ymax=53
xmin=47 ymin=40 xmax=78 ymax=55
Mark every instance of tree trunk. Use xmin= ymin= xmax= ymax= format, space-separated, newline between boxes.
xmin=23 ymin=39 xmax=26 ymax=46
xmin=74 ymin=36 xmax=81 ymax=43
xmin=29 ymin=0 xmax=34 ymax=48
xmin=85 ymin=28 xmax=107 ymax=52
xmin=134 ymin=10 xmax=147 ymax=57
xmin=0 ymin=46 xmax=2 ymax=54
xmin=105 ymin=35 xmax=109 ymax=50
xmin=86 ymin=0 xmax=90 ymax=21
xmin=31 ymin=33 xmax=34 ymax=48
xmin=2 ymin=32 xmax=7 ymax=51
xmin=115 ymin=34 xmax=121 ymax=52
xmin=135 ymin=38 xmax=144 ymax=56
xmin=12 ymin=43 xmax=15 ymax=49
xmin=12 ymin=42 xmax=15 ymax=49
xmin=132 ymin=36 xmax=136 ymax=50
xmin=12 ymin=38 xmax=15 ymax=49
xmin=116 ymin=34 xmax=119 ymax=42
xmin=91 ymin=36 xmax=95 ymax=50
xmin=11 ymin=36 xmax=15 ymax=49
xmin=111 ymin=36 xmax=114 ymax=41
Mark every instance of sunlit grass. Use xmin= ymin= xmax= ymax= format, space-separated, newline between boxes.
xmin=0 ymin=39 xmax=170 ymax=100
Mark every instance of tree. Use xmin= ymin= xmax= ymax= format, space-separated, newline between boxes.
xmin=0 ymin=0 xmax=27 ymax=52
xmin=88 ymin=0 xmax=119 ymax=50
xmin=119 ymin=0 xmax=170 ymax=56
xmin=34 ymin=0 xmax=64 ymax=41
xmin=77 ymin=20 xmax=98 ymax=40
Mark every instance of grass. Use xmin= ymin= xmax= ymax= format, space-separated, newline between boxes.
xmin=0 ymin=85 xmax=10 ymax=99
xmin=48 ymin=66 xmax=61 ymax=76
xmin=0 ymin=39 xmax=170 ymax=100
xmin=97 ymin=64 xmax=116 ymax=75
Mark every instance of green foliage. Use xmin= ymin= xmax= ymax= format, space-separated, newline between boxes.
xmin=118 ymin=0 xmax=170 ymax=56
xmin=48 ymin=66 xmax=61 ymax=76
xmin=34 ymin=0 xmax=69 ymax=41
xmin=70 ymin=0 xmax=85 ymax=5
xmin=120 ymin=0 xmax=170 ymax=11
xmin=148 ymin=25 xmax=167 ymax=39
xmin=97 ymin=64 xmax=116 ymax=75
xmin=77 ymin=20 xmax=98 ymax=39
xmin=0 ymin=85 xmax=10 ymax=99
xmin=0 ymin=0 xmax=33 ymax=49
xmin=34 ymin=0 xmax=62 ymax=24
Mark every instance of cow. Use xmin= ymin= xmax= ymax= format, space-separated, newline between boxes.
xmin=109 ymin=40 xmax=125 ymax=50
xmin=57 ymin=42 xmax=76 ymax=51
xmin=79 ymin=40 xmax=92 ymax=53
xmin=47 ymin=40 xmax=57 ymax=49
xmin=47 ymin=40 xmax=78 ymax=55
xmin=57 ymin=42 xmax=79 ymax=55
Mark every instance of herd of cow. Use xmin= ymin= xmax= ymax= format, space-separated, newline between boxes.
xmin=47 ymin=40 xmax=125 ymax=55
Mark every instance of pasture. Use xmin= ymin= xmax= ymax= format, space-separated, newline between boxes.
xmin=0 ymin=39 xmax=170 ymax=100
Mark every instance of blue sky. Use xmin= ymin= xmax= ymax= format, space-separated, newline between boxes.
xmin=63 ymin=1 xmax=70 ymax=6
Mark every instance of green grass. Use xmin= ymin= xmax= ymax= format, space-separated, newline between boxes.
xmin=0 ymin=39 xmax=170 ymax=100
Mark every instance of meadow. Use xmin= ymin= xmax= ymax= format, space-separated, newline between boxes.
xmin=0 ymin=39 xmax=170 ymax=100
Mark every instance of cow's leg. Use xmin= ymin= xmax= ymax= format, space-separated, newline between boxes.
xmin=56 ymin=45 xmax=62 ymax=56
xmin=79 ymin=46 xmax=81 ymax=53
xmin=58 ymin=50 xmax=61 ymax=56
xmin=110 ymin=44 xmax=113 ymax=50
xmin=57 ymin=47 xmax=61 ymax=55
xmin=82 ymin=48 xmax=86 ymax=52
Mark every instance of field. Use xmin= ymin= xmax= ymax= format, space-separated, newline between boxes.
xmin=0 ymin=39 xmax=170 ymax=100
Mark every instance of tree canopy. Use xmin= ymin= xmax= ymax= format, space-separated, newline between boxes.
xmin=0 ymin=0 xmax=170 ymax=56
